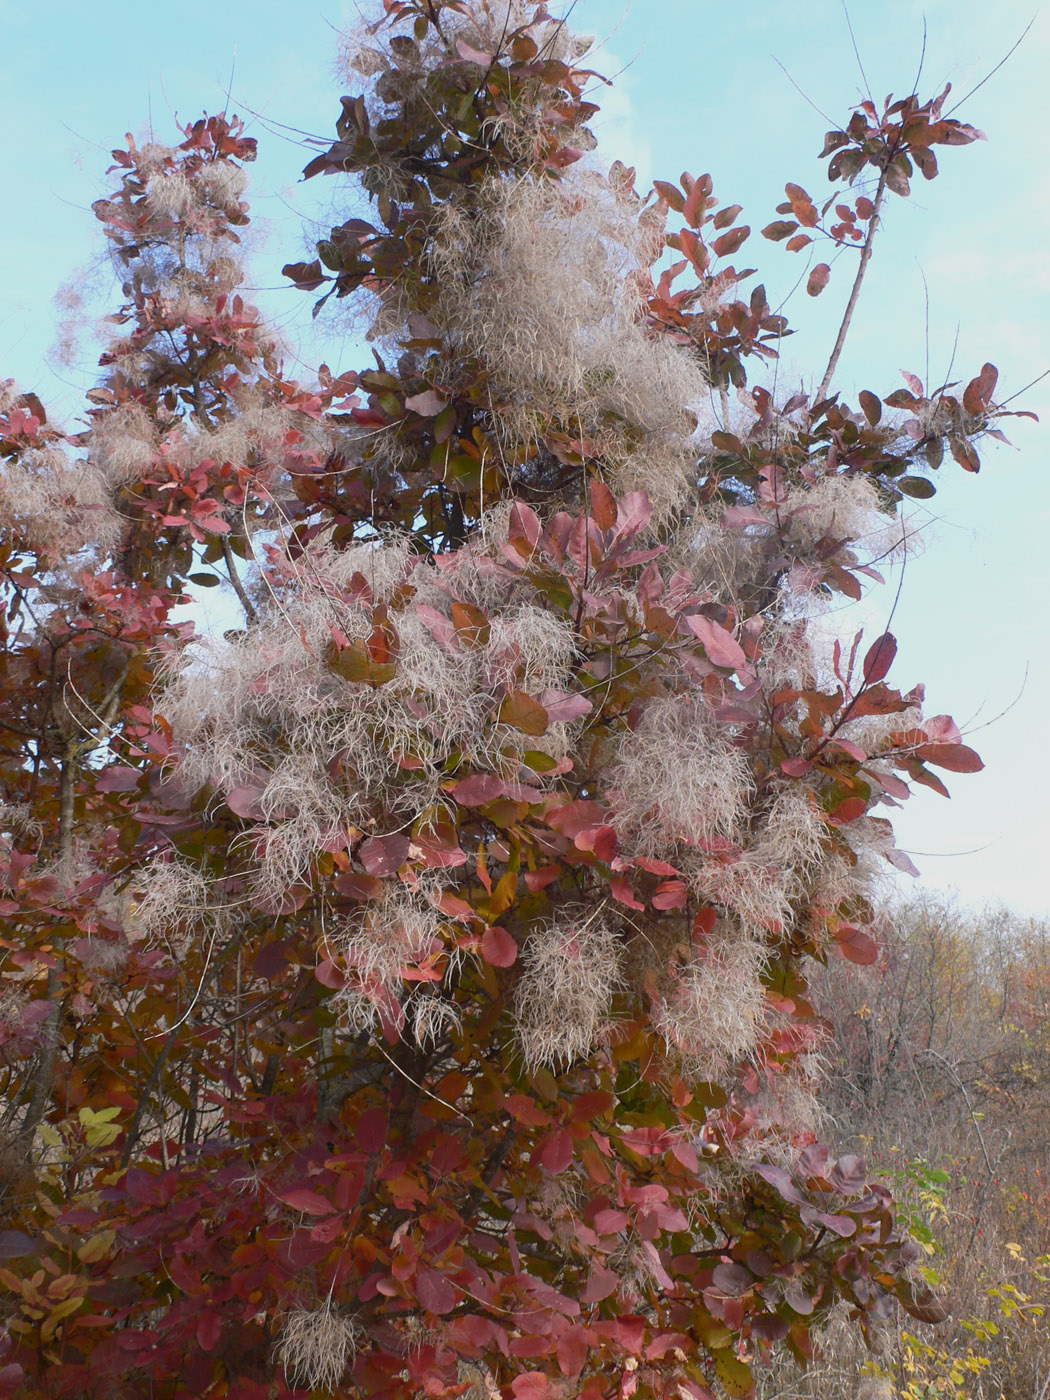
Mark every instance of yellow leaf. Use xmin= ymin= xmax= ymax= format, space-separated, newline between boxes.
xmin=77 ymin=1231 xmax=116 ymax=1265
xmin=40 ymin=1293 xmax=84 ymax=1343
xmin=79 ymin=1106 xmax=121 ymax=1126
xmin=488 ymin=869 xmax=518 ymax=921
xmin=714 ymin=1349 xmax=755 ymax=1399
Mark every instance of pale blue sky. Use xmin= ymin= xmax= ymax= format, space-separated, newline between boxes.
xmin=2 ymin=0 xmax=1048 ymax=915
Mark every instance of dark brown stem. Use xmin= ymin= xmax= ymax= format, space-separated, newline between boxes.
xmin=221 ymin=534 xmax=258 ymax=624
xmin=121 ymin=1027 xmax=180 ymax=1166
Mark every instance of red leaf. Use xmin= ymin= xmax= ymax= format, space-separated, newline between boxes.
xmin=507 ymin=502 xmax=541 ymax=554
xmin=356 ymin=1107 xmax=388 ymax=1153
xmin=581 ymin=1263 xmax=620 ymax=1303
xmin=712 ymin=1263 xmax=754 ymax=1297
xmin=610 ymin=875 xmax=645 ymax=911
xmin=651 ymin=879 xmax=688 ymax=910
xmin=453 ymin=774 xmax=506 ymax=806
xmin=589 ymin=480 xmax=618 ymax=530
xmin=807 ymin=263 xmax=831 ymax=296
xmin=653 ymin=179 xmax=686 ymax=213
xmin=919 ymin=743 xmax=983 ymax=773
xmin=196 ymin=1312 xmax=222 ymax=1353
xmin=94 ymin=765 xmax=142 ymax=793
xmin=416 ymin=1266 xmax=459 ymax=1315
xmin=537 ymin=1128 xmax=574 ymax=1174
xmin=686 ymin=614 xmax=747 ymax=670
xmin=539 ymin=689 xmax=592 ymax=723
xmin=862 ymin=632 xmax=897 ymax=685
xmin=314 ymin=958 xmax=346 ymax=991
xmin=505 ymin=1095 xmax=551 ymax=1127
xmin=963 ymin=362 xmax=998 ymax=415
xmin=834 ymin=924 xmax=879 ymax=965
xmin=456 ymin=39 xmax=493 ymax=65
xmin=829 ymin=796 xmax=867 ymax=825
xmin=858 ymin=390 xmax=882 ymax=426
xmin=404 ymin=389 xmax=445 ymax=416
xmin=280 ymin=1187 xmax=338 ymax=1216
xmin=952 ymin=436 xmax=985 ymax=476
xmin=547 ymin=800 xmax=608 ymax=839
xmin=512 ymin=1375 xmax=552 ymax=1400
xmin=781 ymin=757 xmax=814 ymax=777
xmin=480 ymin=926 xmax=518 ymax=967
xmin=829 ymin=1154 xmax=867 ymax=1195
xmin=574 ymin=824 xmax=618 ymax=861
xmin=557 ymin=1325 xmax=592 ymax=1377
xmin=712 ymin=226 xmax=750 ymax=258
xmin=614 ymin=491 xmax=654 ymax=540
xmin=359 ymin=834 xmax=410 ymax=876
xmin=827 ymin=739 xmax=867 ymax=762
xmin=225 ymin=785 xmax=265 ymax=820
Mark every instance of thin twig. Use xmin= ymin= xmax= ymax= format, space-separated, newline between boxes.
xmin=945 ymin=17 xmax=1038 ymax=115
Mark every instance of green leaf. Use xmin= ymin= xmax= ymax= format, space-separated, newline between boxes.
xmin=897 ymin=476 xmax=937 ymax=499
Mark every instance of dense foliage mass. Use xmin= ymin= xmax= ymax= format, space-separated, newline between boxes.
xmin=0 ymin=3 xmax=1031 ymax=1396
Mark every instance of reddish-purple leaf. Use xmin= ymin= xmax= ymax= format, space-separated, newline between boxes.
xmin=279 ymin=1188 xmax=338 ymax=1216
xmin=858 ymin=390 xmax=882 ymax=426
xmin=614 ymin=491 xmax=654 ymax=541
xmin=0 ymin=1232 xmax=35 ymax=1259
xmin=404 ymin=389 xmax=445 ymax=416
xmin=963 ymin=362 xmax=998 ymax=415
xmin=538 ymin=689 xmax=592 ymax=723
xmin=314 ymin=958 xmax=346 ymax=990
xmin=781 ymin=757 xmax=814 ymax=777
xmin=919 ymin=743 xmax=983 ymax=773
xmin=416 ymin=1266 xmax=459 ymax=1315
xmin=456 ymin=39 xmax=493 ymax=65
xmin=830 ymin=1154 xmax=867 ymax=1195
xmin=589 ymin=480 xmax=618 ymax=530
xmin=712 ymin=225 xmax=750 ymax=258
xmin=95 ymin=765 xmax=142 ymax=793
xmin=536 ymin=1128 xmax=574 ymax=1174
xmin=712 ymin=1263 xmax=754 ymax=1297
xmin=453 ymin=774 xmax=506 ymax=806
xmin=196 ymin=1313 xmax=222 ymax=1353
xmin=783 ymin=1282 xmax=815 ymax=1315
xmin=581 ymin=1263 xmax=620 ymax=1303
xmin=512 ymin=1374 xmax=552 ymax=1400
xmin=807 ymin=263 xmax=831 ymax=296
xmin=359 ymin=834 xmax=410 ymax=877
xmin=225 ymin=785 xmax=265 ymax=820
xmin=574 ymin=824 xmax=618 ymax=861
xmin=862 ymin=632 xmax=897 ymax=685
xmin=686 ymin=615 xmax=747 ymax=670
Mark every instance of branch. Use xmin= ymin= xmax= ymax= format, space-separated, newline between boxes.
xmin=815 ymin=168 xmax=888 ymax=403
xmin=221 ymin=534 xmax=258 ymax=624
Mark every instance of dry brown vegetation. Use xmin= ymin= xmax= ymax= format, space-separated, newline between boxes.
xmin=759 ymin=898 xmax=1050 ymax=1399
